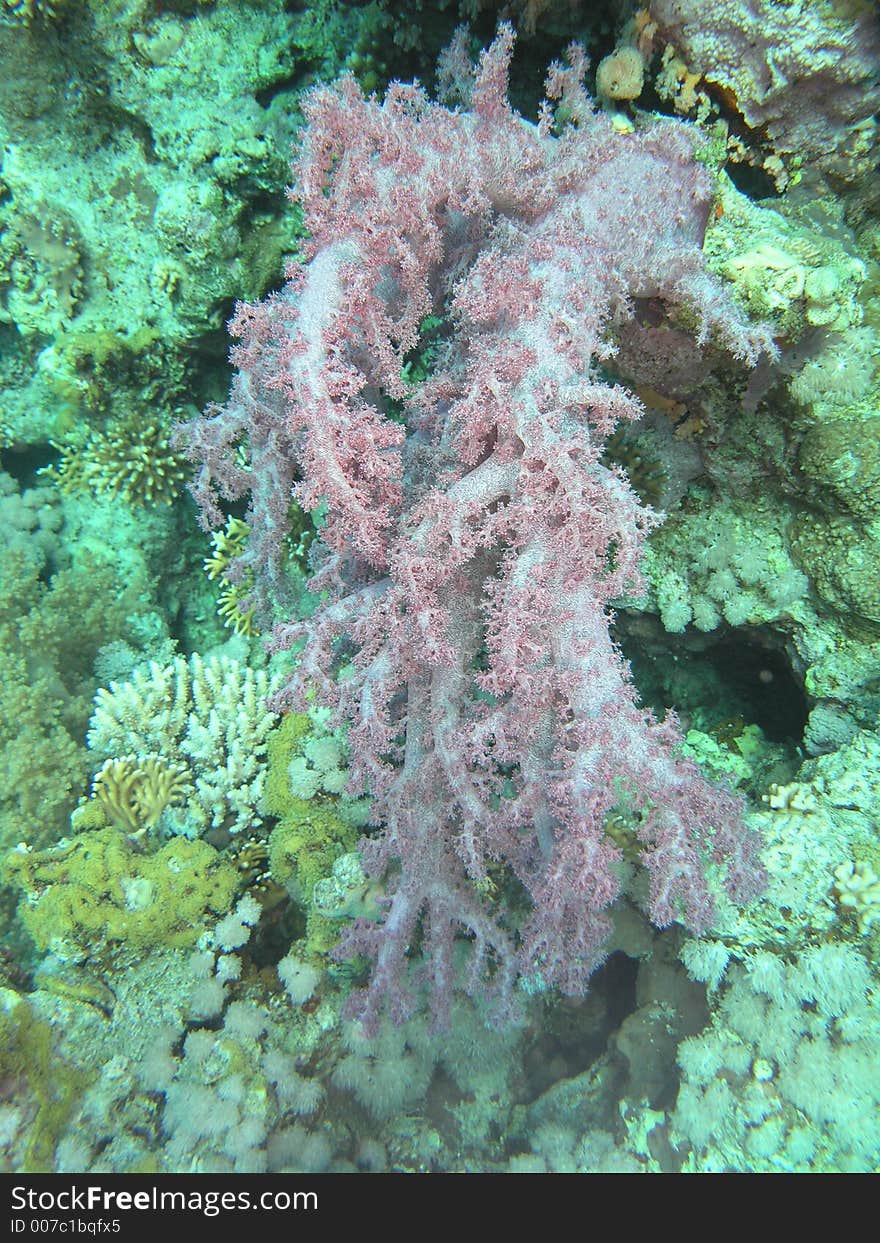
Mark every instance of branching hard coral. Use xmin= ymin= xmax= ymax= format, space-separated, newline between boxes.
xmin=182 ymin=26 xmax=768 ymax=1030
xmin=90 ymin=755 xmax=192 ymax=839
xmin=204 ymin=517 xmax=259 ymax=636
xmin=87 ymin=654 xmax=282 ymax=838
xmin=204 ymin=515 xmax=250 ymax=580
xmin=833 ymin=859 xmax=880 ymax=934
xmin=202 ymin=504 xmax=318 ymax=637
xmin=49 ymin=419 xmax=189 ymax=507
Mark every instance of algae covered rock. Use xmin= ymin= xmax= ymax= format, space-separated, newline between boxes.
xmin=798 ymin=416 xmax=880 ymax=521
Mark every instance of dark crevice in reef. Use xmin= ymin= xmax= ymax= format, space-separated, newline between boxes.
xmin=615 ymin=613 xmax=809 ymax=747
xmin=1 ymin=442 xmax=60 ymax=490
xmin=725 ymin=157 xmax=780 ymax=201
xmin=523 ymin=950 xmax=640 ymax=1099
xmin=699 ymin=629 xmax=808 ymax=743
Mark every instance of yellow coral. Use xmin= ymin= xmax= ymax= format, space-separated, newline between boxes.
xmin=90 ymin=754 xmax=191 ymax=838
xmin=3 ymin=828 xmax=239 ymax=955
xmin=204 ymin=515 xmax=250 ymax=579
xmin=204 ymin=516 xmax=259 ymax=636
xmin=263 ymin=712 xmax=361 ymax=958
xmin=834 ymin=859 xmax=880 ymax=934
xmin=262 ymin=711 xmax=313 ymax=816
xmin=595 ymin=46 xmax=645 ymax=102
xmin=268 ymin=801 xmax=356 ymax=902
xmin=216 ymin=583 xmax=257 ymax=637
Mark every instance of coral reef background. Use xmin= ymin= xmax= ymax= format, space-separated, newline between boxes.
xmin=1 ymin=0 xmax=879 ymax=1174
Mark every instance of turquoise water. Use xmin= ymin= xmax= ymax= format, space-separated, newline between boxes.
xmin=1 ymin=0 xmax=878 ymax=1173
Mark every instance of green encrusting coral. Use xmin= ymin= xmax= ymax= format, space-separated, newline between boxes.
xmin=3 ymin=828 xmax=239 ymax=955
xmin=799 ymin=417 xmax=880 ymax=514
xmin=0 ymin=987 xmax=90 ymax=1173
xmin=263 ymin=712 xmax=359 ymax=957
xmin=790 ymin=512 xmax=880 ymax=633
xmin=0 ymin=539 xmax=149 ymax=857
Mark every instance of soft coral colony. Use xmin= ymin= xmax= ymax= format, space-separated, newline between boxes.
xmin=182 ymin=24 xmax=768 ymax=1031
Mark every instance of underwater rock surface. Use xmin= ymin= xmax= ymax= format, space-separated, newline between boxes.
xmin=1 ymin=0 xmax=879 ymax=1174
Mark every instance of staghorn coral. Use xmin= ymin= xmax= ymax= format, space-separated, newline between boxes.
xmin=87 ymin=653 xmax=281 ymax=838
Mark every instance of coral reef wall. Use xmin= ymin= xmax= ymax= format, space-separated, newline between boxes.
xmin=1 ymin=0 xmax=879 ymax=1175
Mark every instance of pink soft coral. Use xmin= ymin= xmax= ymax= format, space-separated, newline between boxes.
xmin=181 ymin=26 xmax=768 ymax=1031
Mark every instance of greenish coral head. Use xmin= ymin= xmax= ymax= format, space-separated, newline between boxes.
xmin=3 ymin=829 xmax=239 ymax=955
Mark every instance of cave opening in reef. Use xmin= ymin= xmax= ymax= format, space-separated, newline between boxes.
xmin=615 ymin=614 xmax=809 ymax=748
